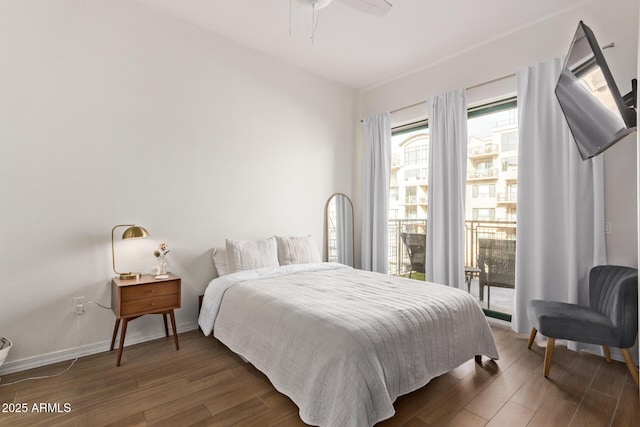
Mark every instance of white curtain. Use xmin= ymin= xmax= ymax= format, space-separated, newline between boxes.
xmin=426 ymin=90 xmax=468 ymax=289
xmin=513 ymin=59 xmax=606 ymax=336
xmin=362 ymin=113 xmax=391 ymax=273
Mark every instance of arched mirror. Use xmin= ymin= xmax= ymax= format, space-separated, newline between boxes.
xmin=325 ymin=193 xmax=354 ymax=266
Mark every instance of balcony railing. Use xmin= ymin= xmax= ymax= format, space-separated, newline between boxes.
xmin=496 ymin=192 xmax=518 ymax=203
xmin=467 ymin=168 xmax=499 ymax=180
xmin=464 ymin=220 xmax=516 ymax=268
xmin=402 ymin=196 xmax=429 ymax=206
xmin=388 ymin=219 xmax=427 ymax=276
xmin=468 ymin=143 xmax=499 ymax=157
xmin=388 ymin=219 xmax=516 ymax=276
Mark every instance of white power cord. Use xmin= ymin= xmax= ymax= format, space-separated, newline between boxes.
xmin=0 ymin=357 xmax=78 ymax=387
xmin=0 ymin=310 xmax=90 ymax=386
xmin=87 ymin=300 xmax=111 ymax=310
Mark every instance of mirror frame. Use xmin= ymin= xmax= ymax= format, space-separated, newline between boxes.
xmin=325 ymin=193 xmax=355 ymax=266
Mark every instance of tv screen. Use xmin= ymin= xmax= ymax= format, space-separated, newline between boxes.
xmin=555 ymin=21 xmax=636 ymax=160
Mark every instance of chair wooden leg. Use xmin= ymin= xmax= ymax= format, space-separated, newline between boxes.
xmin=620 ymin=348 xmax=639 ymax=388
xmin=602 ymin=346 xmax=611 ymax=363
xmin=543 ymin=337 xmax=555 ymax=377
xmin=527 ymin=328 xmax=537 ymax=349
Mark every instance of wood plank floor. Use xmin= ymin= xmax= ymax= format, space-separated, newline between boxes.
xmin=0 ymin=324 xmax=638 ymax=426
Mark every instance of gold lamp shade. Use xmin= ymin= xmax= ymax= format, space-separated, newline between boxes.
xmin=122 ymin=226 xmax=149 ymax=240
xmin=112 ymin=224 xmax=149 ymax=280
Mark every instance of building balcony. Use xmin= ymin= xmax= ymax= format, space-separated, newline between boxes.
xmin=468 ymin=144 xmax=499 ymax=159
xmin=467 ymin=168 xmax=499 ymax=181
xmin=496 ymin=192 xmax=517 ymax=204
xmin=403 ymin=177 xmax=428 ymax=184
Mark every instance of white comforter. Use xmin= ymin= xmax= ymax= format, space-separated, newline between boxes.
xmin=198 ymin=263 xmax=499 ymax=426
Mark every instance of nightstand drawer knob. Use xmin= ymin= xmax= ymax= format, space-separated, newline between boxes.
xmin=149 ymin=303 xmax=155 ymax=307
xmin=150 ymin=289 xmax=155 ymax=293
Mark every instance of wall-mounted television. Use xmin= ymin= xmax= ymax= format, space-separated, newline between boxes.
xmin=555 ymin=21 xmax=637 ymax=160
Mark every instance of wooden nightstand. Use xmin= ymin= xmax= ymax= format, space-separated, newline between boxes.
xmin=110 ymin=273 xmax=181 ymax=366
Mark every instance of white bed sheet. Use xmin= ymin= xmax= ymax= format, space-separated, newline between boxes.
xmin=198 ymin=263 xmax=499 ymax=426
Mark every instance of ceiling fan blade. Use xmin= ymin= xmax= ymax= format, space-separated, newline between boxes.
xmin=297 ymin=0 xmax=333 ymax=10
xmin=337 ymin=0 xmax=392 ymax=16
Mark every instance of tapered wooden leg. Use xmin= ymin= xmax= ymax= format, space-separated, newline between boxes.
xmin=475 ymin=355 xmax=482 ymax=364
xmin=620 ymin=348 xmax=639 ymax=388
xmin=116 ymin=319 xmax=129 ymax=367
xmin=527 ymin=327 xmax=537 ymax=349
xmin=602 ymin=346 xmax=612 ymax=363
xmin=110 ymin=318 xmax=120 ymax=351
xmin=163 ymin=314 xmax=169 ymax=337
xmin=543 ymin=337 xmax=555 ymax=377
xmin=169 ymin=310 xmax=179 ymax=351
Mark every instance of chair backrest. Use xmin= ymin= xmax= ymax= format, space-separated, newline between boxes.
xmin=589 ymin=265 xmax=638 ymax=347
xmin=400 ymin=232 xmax=426 ymax=273
xmin=478 ymin=238 xmax=516 ymax=286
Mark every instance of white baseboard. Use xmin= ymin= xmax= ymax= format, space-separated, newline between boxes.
xmin=0 ymin=322 xmax=199 ymax=376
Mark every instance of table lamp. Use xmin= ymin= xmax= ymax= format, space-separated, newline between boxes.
xmin=111 ymin=224 xmax=149 ymax=279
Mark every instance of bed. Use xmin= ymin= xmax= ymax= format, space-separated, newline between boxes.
xmin=198 ymin=261 xmax=499 ymax=426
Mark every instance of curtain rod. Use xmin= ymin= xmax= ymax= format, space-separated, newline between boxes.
xmin=390 ymin=101 xmax=425 ymax=115
xmin=361 ymin=72 xmax=516 ymax=122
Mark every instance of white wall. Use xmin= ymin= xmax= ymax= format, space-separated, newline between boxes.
xmin=358 ymin=0 xmax=639 ymax=267
xmin=0 ymin=0 xmax=356 ymax=371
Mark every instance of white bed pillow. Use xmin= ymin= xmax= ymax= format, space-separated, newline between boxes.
xmin=276 ymin=235 xmax=321 ymax=265
xmin=211 ymin=247 xmax=229 ymax=276
xmin=225 ymin=237 xmax=280 ymax=273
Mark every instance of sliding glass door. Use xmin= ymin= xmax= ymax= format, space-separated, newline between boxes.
xmin=388 ymin=126 xmax=429 ymax=278
xmin=465 ymin=100 xmax=518 ymax=320
xmin=388 ymin=99 xmax=519 ymax=322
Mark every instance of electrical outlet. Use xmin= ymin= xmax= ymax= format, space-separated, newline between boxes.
xmin=72 ymin=296 xmax=85 ymax=315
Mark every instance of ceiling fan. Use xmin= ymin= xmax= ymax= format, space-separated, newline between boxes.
xmin=298 ymin=0 xmax=393 ymax=17
xmin=294 ymin=0 xmax=392 ymax=43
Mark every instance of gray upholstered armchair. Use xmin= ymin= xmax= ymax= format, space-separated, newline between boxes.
xmin=527 ymin=265 xmax=639 ymax=386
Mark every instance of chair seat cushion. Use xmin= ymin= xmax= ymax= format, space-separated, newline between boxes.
xmin=528 ymin=300 xmax=622 ymax=347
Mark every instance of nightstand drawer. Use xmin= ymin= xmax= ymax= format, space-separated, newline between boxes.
xmin=121 ymin=294 xmax=179 ymax=316
xmin=121 ymin=281 xmax=179 ymax=301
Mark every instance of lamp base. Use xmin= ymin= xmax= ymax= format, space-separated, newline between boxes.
xmin=118 ymin=272 xmax=142 ymax=280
